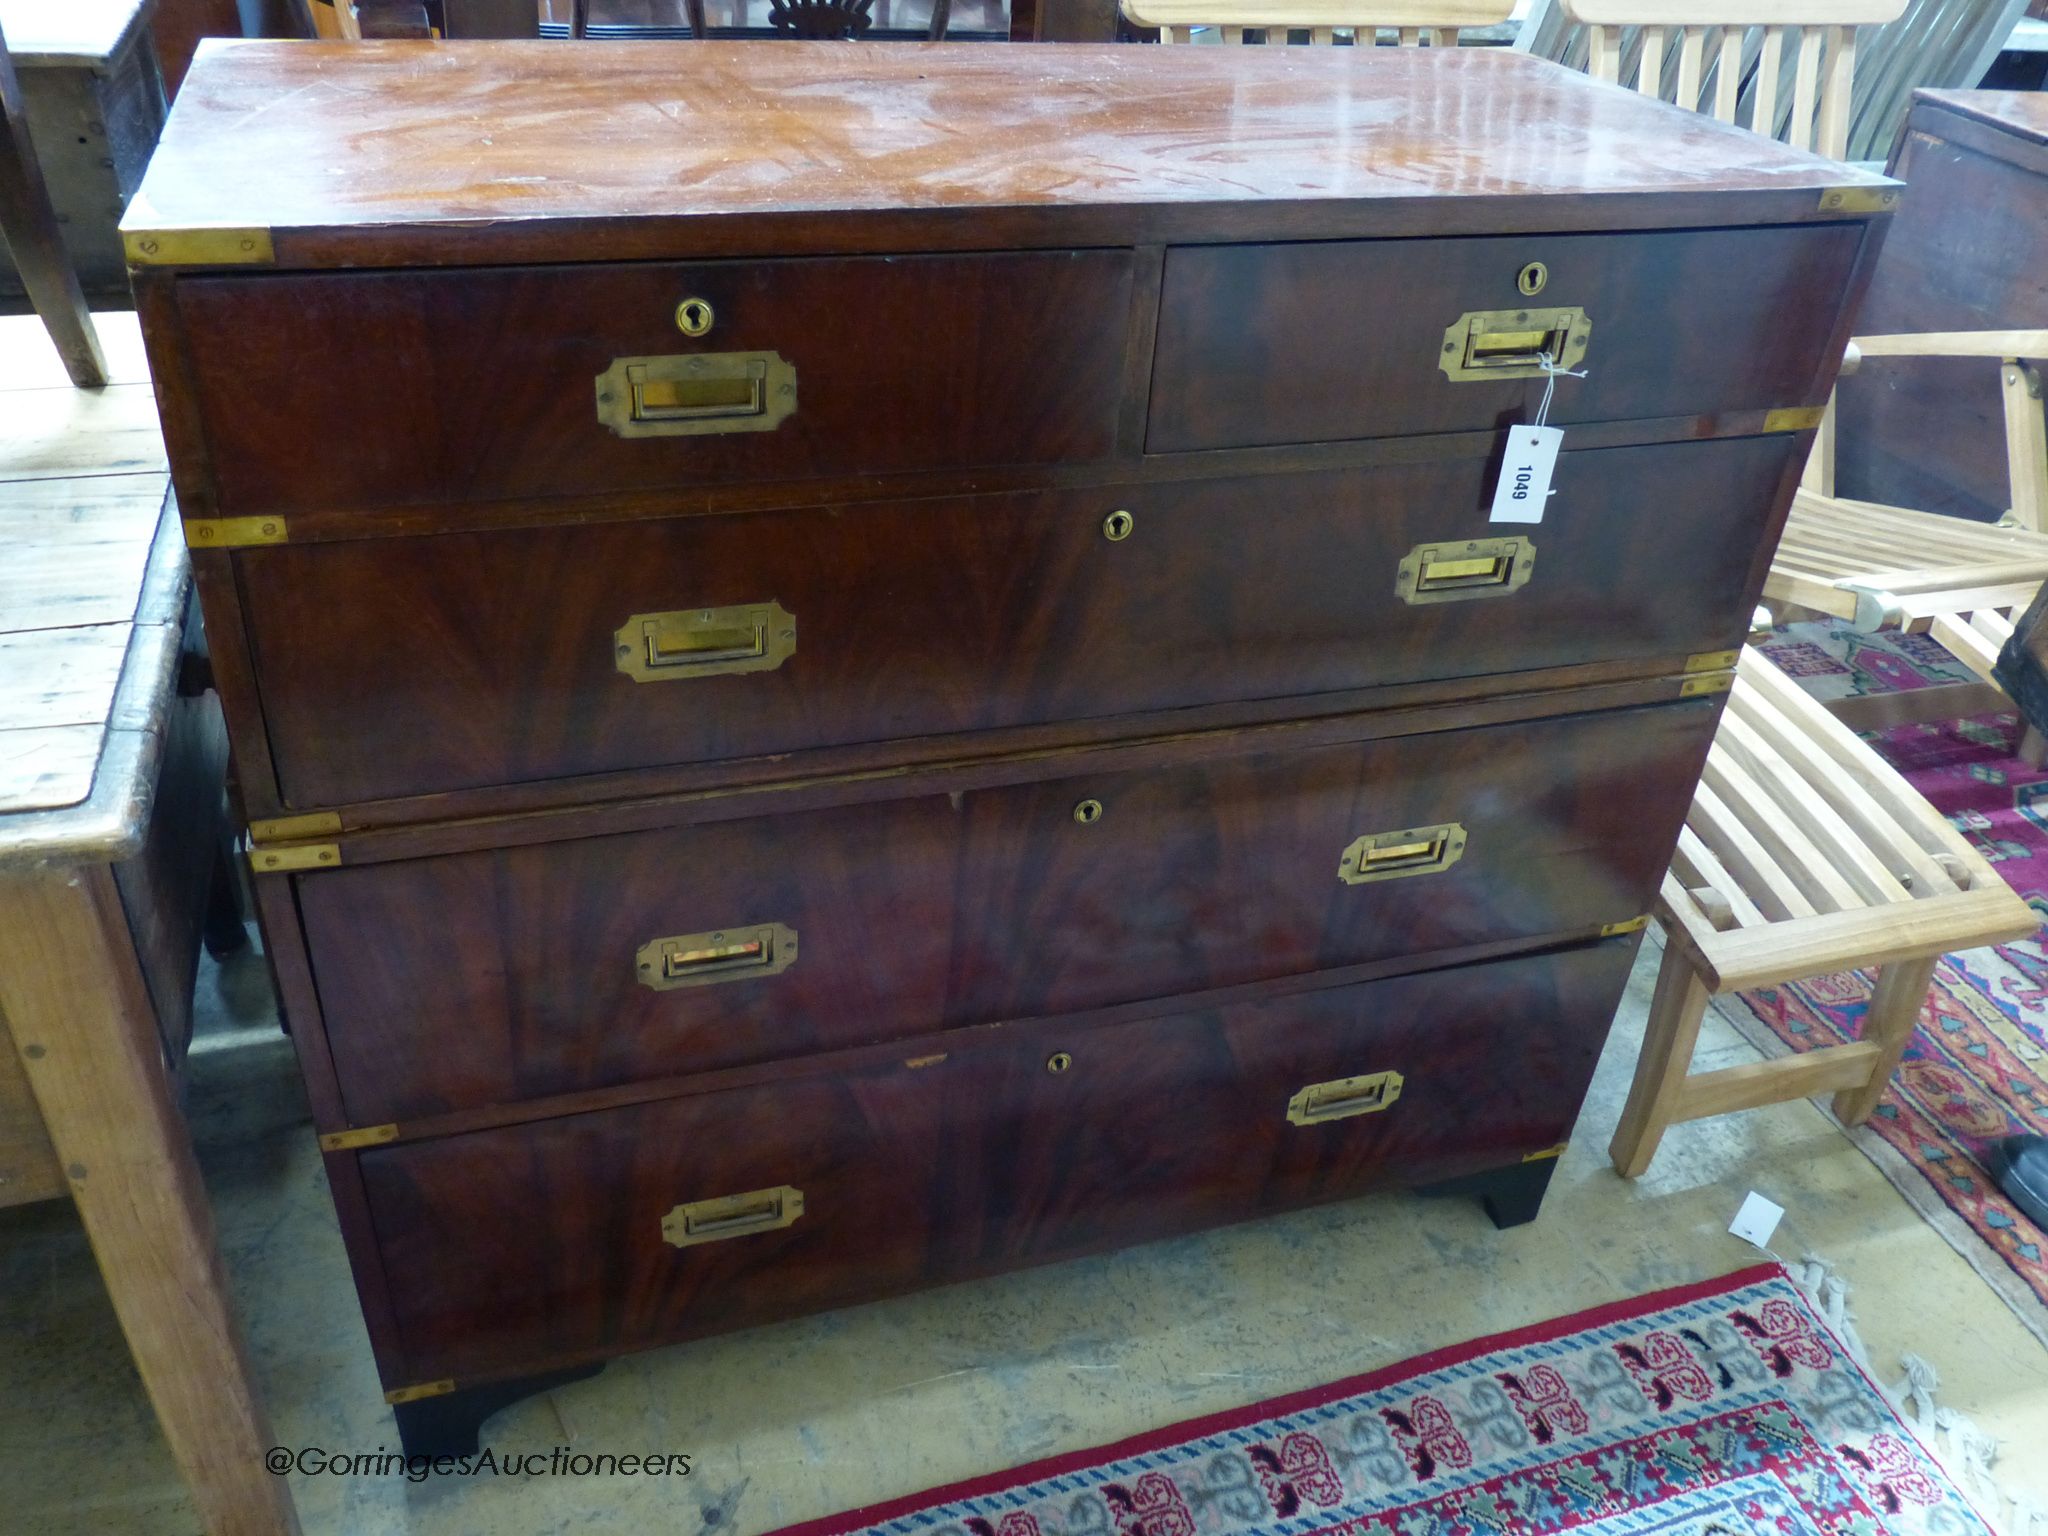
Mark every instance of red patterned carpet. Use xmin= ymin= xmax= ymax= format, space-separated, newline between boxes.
xmin=770 ymin=1265 xmax=1996 ymax=1536
xmin=1739 ymin=624 xmax=2048 ymax=1346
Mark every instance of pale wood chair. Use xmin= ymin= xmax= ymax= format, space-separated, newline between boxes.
xmin=1120 ymin=0 xmax=1513 ymax=44
xmin=1612 ymin=646 xmax=2038 ymax=1176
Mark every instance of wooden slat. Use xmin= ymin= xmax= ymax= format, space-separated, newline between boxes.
xmin=1787 ymin=25 xmax=1824 ymax=151
xmin=1815 ymin=25 xmax=1856 ymax=160
xmin=1636 ymin=24 xmax=1666 ymax=93
xmin=1850 ymin=558 xmax=2048 ymax=595
xmin=1673 ymin=825 xmax=1770 ymax=928
xmin=1753 ymin=24 xmax=1783 ymax=140
xmin=1712 ymin=25 xmax=1742 ymax=123
xmin=1714 ymin=709 xmax=1909 ymax=907
xmin=1886 ymin=583 xmax=2044 ymax=627
xmin=1561 ymin=1 xmax=1908 ymax=22
xmin=1703 ymin=884 xmax=2035 ymax=994
xmin=1689 ymin=775 xmax=1818 ymax=923
xmin=2004 ymin=363 xmax=2048 ymax=535
xmin=1669 ymin=1043 xmax=1885 ymax=1120
xmin=1763 ymin=568 xmax=1861 ymax=621
xmin=1398 ymin=25 xmax=1420 ymax=42
xmin=1700 ymin=747 xmax=1864 ymax=915
xmin=1727 ymin=673 xmax=1960 ymax=898
xmin=0 ymin=476 xmax=167 ymax=637
xmin=1674 ymin=24 xmax=1705 ymax=110
xmin=1124 ymin=0 xmax=1512 ymax=25
xmin=0 ymin=385 xmax=167 ymax=483
xmin=1854 ymin=330 xmax=2048 ymax=361
xmin=1586 ymin=21 xmax=1620 ymax=80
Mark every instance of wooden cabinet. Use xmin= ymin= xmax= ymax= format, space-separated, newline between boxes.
xmin=126 ymin=38 xmax=1891 ymax=1454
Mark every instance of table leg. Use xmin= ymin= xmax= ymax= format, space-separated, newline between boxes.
xmin=0 ymin=865 xmax=300 ymax=1536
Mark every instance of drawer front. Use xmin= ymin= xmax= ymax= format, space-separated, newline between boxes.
xmin=1148 ymin=225 xmax=1865 ymax=452
xmin=242 ymin=436 xmax=1787 ymax=809
xmin=175 ymin=251 xmax=1131 ymax=516
xmin=359 ymin=938 xmax=1636 ymax=1384
xmin=302 ymin=699 xmax=1712 ymax=1123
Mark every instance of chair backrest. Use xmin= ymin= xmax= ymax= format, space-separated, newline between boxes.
xmin=1120 ymin=0 xmax=1514 ymax=45
xmin=1558 ymin=2 xmax=1907 ymax=158
xmin=1523 ymin=0 xmax=2026 ymax=162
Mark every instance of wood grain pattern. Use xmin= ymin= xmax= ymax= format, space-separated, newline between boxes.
xmin=239 ymin=437 xmax=1793 ymax=809
xmin=175 ymin=251 xmax=1130 ymax=517
xmin=356 ymin=936 xmax=1636 ymax=1385
xmin=126 ymin=41 xmax=1892 ymax=271
xmin=1836 ymin=93 xmax=2048 ymax=521
xmin=299 ymin=698 xmax=1711 ymax=1124
xmin=0 ymin=475 xmax=164 ymax=634
xmin=1148 ymin=225 xmax=1867 ymax=450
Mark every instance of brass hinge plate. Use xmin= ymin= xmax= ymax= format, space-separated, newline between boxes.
xmin=319 ymin=1123 xmax=399 ymax=1152
xmin=248 ymin=842 xmax=341 ymax=874
xmin=248 ymin=811 xmax=343 ymax=843
xmin=1681 ymin=672 xmax=1737 ymax=698
xmin=185 ymin=516 xmax=288 ymax=549
xmin=1600 ymin=915 xmax=1651 ymax=937
xmin=1522 ymin=1141 xmax=1571 ymax=1163
xmin=124 ymin=226 xmax=276 ymax=267
xmin=1762 ymin=406 xmax=1827 ymax=433
xmin=384 ymin=1379 xmax=456 ymax=1405
xmin=1817 ymin=187 xmax=1900 ymax=216
xmin=1685 ymin=650 xmax=1740 ymax=673
xmin=1681 ymin=650 xmax=1739 ymax=698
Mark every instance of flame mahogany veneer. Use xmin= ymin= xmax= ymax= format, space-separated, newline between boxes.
xmin=127 ymin=39 xmax=1891 ymax=1451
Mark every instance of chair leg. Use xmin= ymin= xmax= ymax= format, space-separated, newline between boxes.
xmin=1831 ymin=954 xmax=1938 ymax=1126
xmin=2021 ymin=725 xmax=2047 ymax=770
xmin=0 ymin=23 xmax=106 ymax=388
xmin=1609 ymin=940 xmax=1713 ymax=1179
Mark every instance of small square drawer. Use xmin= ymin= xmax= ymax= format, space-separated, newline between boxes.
xmin=173 ymin=249 xmax=1132 ymax=516
xmin=357 ymin=936 xmax=1636 ymax=1385
xmin=1146 ymin=224 xmax=1866 ymax=452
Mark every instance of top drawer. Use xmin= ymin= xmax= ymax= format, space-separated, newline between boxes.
xmin=172 ymin=251 xmax=1132 ymax=516
xmin=1147 ymin=225 xmax=1866 ymax=452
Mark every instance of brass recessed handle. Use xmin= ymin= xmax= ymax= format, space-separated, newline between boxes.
xmin=1072 ymin=799 xmax=1103 ymax=825
xmin=1338 ymin=823 xmax=1467 ymax=885
xmin=1439 ymin=306 xmax=1590 ymax=382
xmin=1102 ymin=510 xmax=1135 ymax=542
xmin=636 ymin=923 xmax=797 ymax=991
xmin=613 ymin=602 xmax=796 ymax=682
xmin=661 ymin=1185 xmax=804 ymax=1249
xmin=1287 ymin=1070 xmax=1404 ymax=1126
xmin=595 ymin=351 xmax=797 ymax=438
xmin=675 ymin=297 xmax=715 ymax=337
xmin=1396 ymin=537 xmax=1534 ymax=606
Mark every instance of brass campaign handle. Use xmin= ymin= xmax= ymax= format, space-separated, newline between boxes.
xmin=1439 ymin=306 xmax=1592 ymax=382
xmin=1338 ymin=823 xmax=1467 ymax=886
xmin=595 ymin=350 xmax=798 ymax=437
xmin=661 ymin=1186 xmax=805 ymax=1249
xmin=636 ymin=924 xmax=798 ymax=991
xmin=1287 ymin=1070 xmax=1405 ymax=1126
xmin=613 ymin=603 xmax=796 ymax=682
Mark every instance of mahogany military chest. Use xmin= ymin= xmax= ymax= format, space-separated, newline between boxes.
xmin=124 ymin=38 xmax=1893 ymax=1454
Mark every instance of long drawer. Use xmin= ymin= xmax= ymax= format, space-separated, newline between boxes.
xmin=1148 ymin=225 xmax=1865 ymax=452
xmin=173 ymin=250 xmax=1132 ymax=516
xmin=300 ymin=698 xmax=1713 ymax=1124
xmin=357 ymin=937 xmax=1637 ymax=1386
xmin=240 ymin=436 xmax=1787 ymax=809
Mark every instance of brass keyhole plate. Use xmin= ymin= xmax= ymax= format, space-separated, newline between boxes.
xmin=1516 ymin=261 xmax=1548 ymax=297
xmin=1046 ymin=1052 xmax=1073 ymax=1074
xmin=675 ymin=297 xmax=716 ymax=337
xmin=1072 ymin=799 xmax=1103 ymax=825
xmin=1103 ymin=510 xmax=1135 ymax=542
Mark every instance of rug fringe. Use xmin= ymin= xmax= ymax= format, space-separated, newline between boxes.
xmin=1792 ymin=1255 xmax=2047 ymax=1536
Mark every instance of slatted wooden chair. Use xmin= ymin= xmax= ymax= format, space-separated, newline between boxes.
xmin=1612 ymin=646 xmax=2038 ymax=1176
xmin=1119 ymin=0 xmax=1513 ymax=45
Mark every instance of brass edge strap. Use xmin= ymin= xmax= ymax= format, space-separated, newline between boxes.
xmin=248 ymin=842 xmax=342 ymax=874
xmin=184 ymin=516 xmax=288 ymax=549
xmin=384 ymin=1380 xmax=456 ymax=1406
xmin=249 ymin=811 xmax=343 ymax=843
xmin=1816 ymin=187 xmax=1899 ymax=215
xmin=125 ymin=227 xmax=276 ymax=267
xmin=1599 ymin=916 xmax=1651 ymax=937
xmin=1522 ymin=1142 xmax=1571 ymax=1163
xmin=319 ymin=1124 xmax=398 ymax=1152
xmin=1762 ymin=406 xmax=1827 ymax=434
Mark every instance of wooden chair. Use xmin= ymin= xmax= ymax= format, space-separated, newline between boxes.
xmin=1119 ymin=0 xmax=1512 ymax=45
xmin=1520 ymin=0 xmax=2028 ymax=163
xmin=1612 ymin=646 xmax=2038 ymax=1176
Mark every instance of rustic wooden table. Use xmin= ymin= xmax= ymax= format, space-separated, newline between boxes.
xmin=0 ymin=310 xmax=300 ymax=1536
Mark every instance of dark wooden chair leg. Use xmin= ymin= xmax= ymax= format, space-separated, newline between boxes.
xmin=392 ymin=1362 xmax=607 ymax=1458
xmin=0 ymin=21 xmax=107 ymax=388
xmin=928 ymin=0 xmax=952 ymax=38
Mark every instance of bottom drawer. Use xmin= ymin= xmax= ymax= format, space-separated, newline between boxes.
xmin=358 ymin=936 xmax=1638 ymax=1386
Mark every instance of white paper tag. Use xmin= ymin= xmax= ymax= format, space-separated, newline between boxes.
xmin=1729 ymin=1190 xmax=1785 ymax=1252
xmin=1489 ymin=425 xmax=1564 ymax=525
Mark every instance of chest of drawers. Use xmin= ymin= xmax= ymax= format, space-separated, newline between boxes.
xmin=126 ymin=37 xmax=1892 ymax=1455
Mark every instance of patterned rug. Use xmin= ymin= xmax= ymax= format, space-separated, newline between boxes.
xmin=770 ymin=1265 xmax=1996 ymax=1536
xmin=1733 ymin=624 xmax=2048 ymax=1348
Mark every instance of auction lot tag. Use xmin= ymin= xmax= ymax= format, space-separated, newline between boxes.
xmin=1490 ymin=426 xmax=1563 ymax=525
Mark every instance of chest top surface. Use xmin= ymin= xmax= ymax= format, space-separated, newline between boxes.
xmin=1913 ymin=88 xmax=2048 ymax=150
xmin=124 ymin=40 xmax=1891 ymax=270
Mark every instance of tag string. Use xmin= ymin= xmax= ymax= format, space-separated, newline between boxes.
xmin=1534 ymin=350 xmax=1589 ymax=430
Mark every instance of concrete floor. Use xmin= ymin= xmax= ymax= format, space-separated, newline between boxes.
xmin=3 ymin=931 xmax=2045 ymax=1536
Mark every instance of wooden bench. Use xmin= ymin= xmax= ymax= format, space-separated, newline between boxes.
xmin=1611 ymin=646 xmax=2039 ymax=1176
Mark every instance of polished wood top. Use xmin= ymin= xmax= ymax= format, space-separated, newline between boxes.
xmin=125 ymin=40 xmax=1892 ymax=268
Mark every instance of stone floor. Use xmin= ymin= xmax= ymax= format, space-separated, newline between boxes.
xmin=4 ymin=931 xmax=2045 ymax=1535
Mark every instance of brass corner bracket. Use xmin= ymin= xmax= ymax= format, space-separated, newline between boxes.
xmin=124 ymin=227 xmax=276 ymax=267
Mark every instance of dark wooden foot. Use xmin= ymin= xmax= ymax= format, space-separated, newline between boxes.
xmin=391 ymin=1362 xmax=606 ymax=1458
xmin=1416 ymin=1156 xmax=1560 ymax=1230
